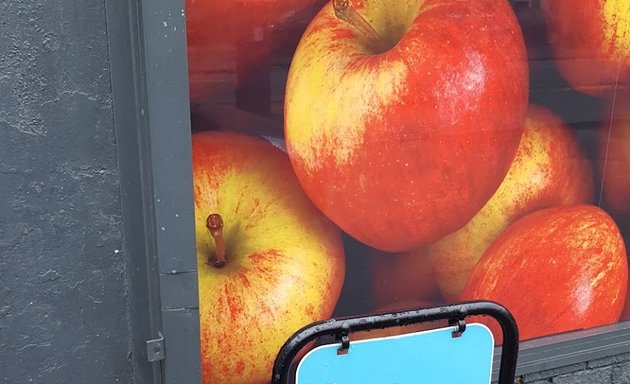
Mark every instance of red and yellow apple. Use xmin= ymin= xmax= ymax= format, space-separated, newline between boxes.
xmin=429 ymin=105 xmax=594 ymax=302
xmin=186 ymin=0 xmax=326 ymax=104
xmin=541 ymin=0 xmax=630 ymax=97
xmin=192 ymin=131 xmax=345 ymax=384
xmin=461 ymin=205 xmax=628 ymax=342
xmin=285 ymin=0 xmax=529 ymax=252
xmin=368 ymin=247 xmax=441 ymax=308
xmin=599 ymin=93 xmax=630 ymax=213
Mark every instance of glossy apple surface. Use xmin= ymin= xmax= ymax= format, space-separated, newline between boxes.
xmin=461 ymin=205 xmax=628 ymax=342
xmin=429 ymin=105 xmax=594 ymax=302
xmin=542 ymin=0 xmax=630 ymax=97
xmin=192 ymin=131 xmax=345 ymax=384
xmin=285 ymin=0 xmax=528 ymax=252
xmin=368 ymin=247 xmax=441 ymax=308
xmin=600 ymin=93 xmax=630 ymax=213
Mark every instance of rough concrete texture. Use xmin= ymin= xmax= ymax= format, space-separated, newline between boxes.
xmin=0 ymin=0 xmax=131 ymax=383
xmin=519 ymin=354 xmax=630 ymax=383
xmin=521 ymin=362 xmax=588 ymax=382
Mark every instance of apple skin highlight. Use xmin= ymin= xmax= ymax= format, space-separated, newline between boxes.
xmin=285 ymin=0 xmax=529 ymax=252
xmin=461 ymin=205 xmax=628 ymax=343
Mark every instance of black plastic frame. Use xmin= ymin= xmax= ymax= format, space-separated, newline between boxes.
xmin=272 ymin=301 xmax=519 ymax=384
xmin=105 ymin=0 xmax=630 ymax=383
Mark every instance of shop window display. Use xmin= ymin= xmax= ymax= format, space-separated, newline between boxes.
xmin=185 ymin=0 xmax=630 ymax=383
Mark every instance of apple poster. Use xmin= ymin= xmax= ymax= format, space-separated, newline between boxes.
xmin=185 ymin=0 xmax=630 ymax=382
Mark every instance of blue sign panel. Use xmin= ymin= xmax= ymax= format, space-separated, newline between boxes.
xmin=296 ymin=323 xmax=494 ymax=384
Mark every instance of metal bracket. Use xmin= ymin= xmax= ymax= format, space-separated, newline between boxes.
xmin=337 ymin=321 xmax=351 ymax=355
xmin=146 ymin=331 xmax=165 ymax=362
xmin=450 ymin=318 xmax=467 ymax=338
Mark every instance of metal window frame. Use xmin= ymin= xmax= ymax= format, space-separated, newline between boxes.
xmin=105 ymin=0 xmax=200 ymax=383
xmin=105 ymin=0 xmax=630 ymax=383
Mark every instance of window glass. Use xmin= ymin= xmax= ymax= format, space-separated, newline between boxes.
xmin=185 ymin=1 xmax=630 ymax=382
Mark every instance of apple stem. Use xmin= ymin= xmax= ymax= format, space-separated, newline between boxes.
xmin=333 ymin=0 xmax=384 ymax=51
xmin=206 ymin=214 xmax=226 ymax=268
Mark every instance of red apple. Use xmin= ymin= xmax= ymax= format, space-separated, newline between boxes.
xmin=192 ymin=131 xmax=345 ymax=384
xmin=368 ymin=248 xmax=441 ymax=308
xmin=599 ymin=93 xmax=630 ymax=213
xmin=429 ymin=105 xmax=594 ymax=302
xmin=284 ymin=0 xmax=529 ymax=252
xmin=541 ymin=0 xmax=630 ymax=97
xmin=186 ymin=0 xmax=326 ymax=104
xmin=461 ymin=205 xmax=628 ymax=342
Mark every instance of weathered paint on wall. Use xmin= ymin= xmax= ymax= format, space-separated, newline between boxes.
xmin=0 ymin=0 xmax=131 ymax=382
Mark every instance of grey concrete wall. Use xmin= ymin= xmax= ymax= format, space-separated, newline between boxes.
xmin=521 ymin=353 xmax=630 ymax=383
xmin=0 ymin=0 xmax=132 ymax=383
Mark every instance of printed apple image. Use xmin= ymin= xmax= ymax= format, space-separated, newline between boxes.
xmin=461 ymin=205 xmax=628 ymax=342
xmin=186 ymin=0 xmax=326 ymax=106
xmin=285 ymin=0 xmax=529 ymax=252
xmin=622 ymin=291 xmax=630 ymax=322
xmin=541 ymin=0 xmax=630 ymax=97
xmin=192 ymin=131 xmax=345 ymax=384
xmin=353 ymin=299 xmax=447 ymax=341
xmin=368 ymin=247 xmax=441 ymax=308
xmin=429 ymin=105 xmax=594 ymax=302
xmin=599 ymin=93 xmax=630 ymax=213
xmin=620 ymin=241 xmax=630 ymax=325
